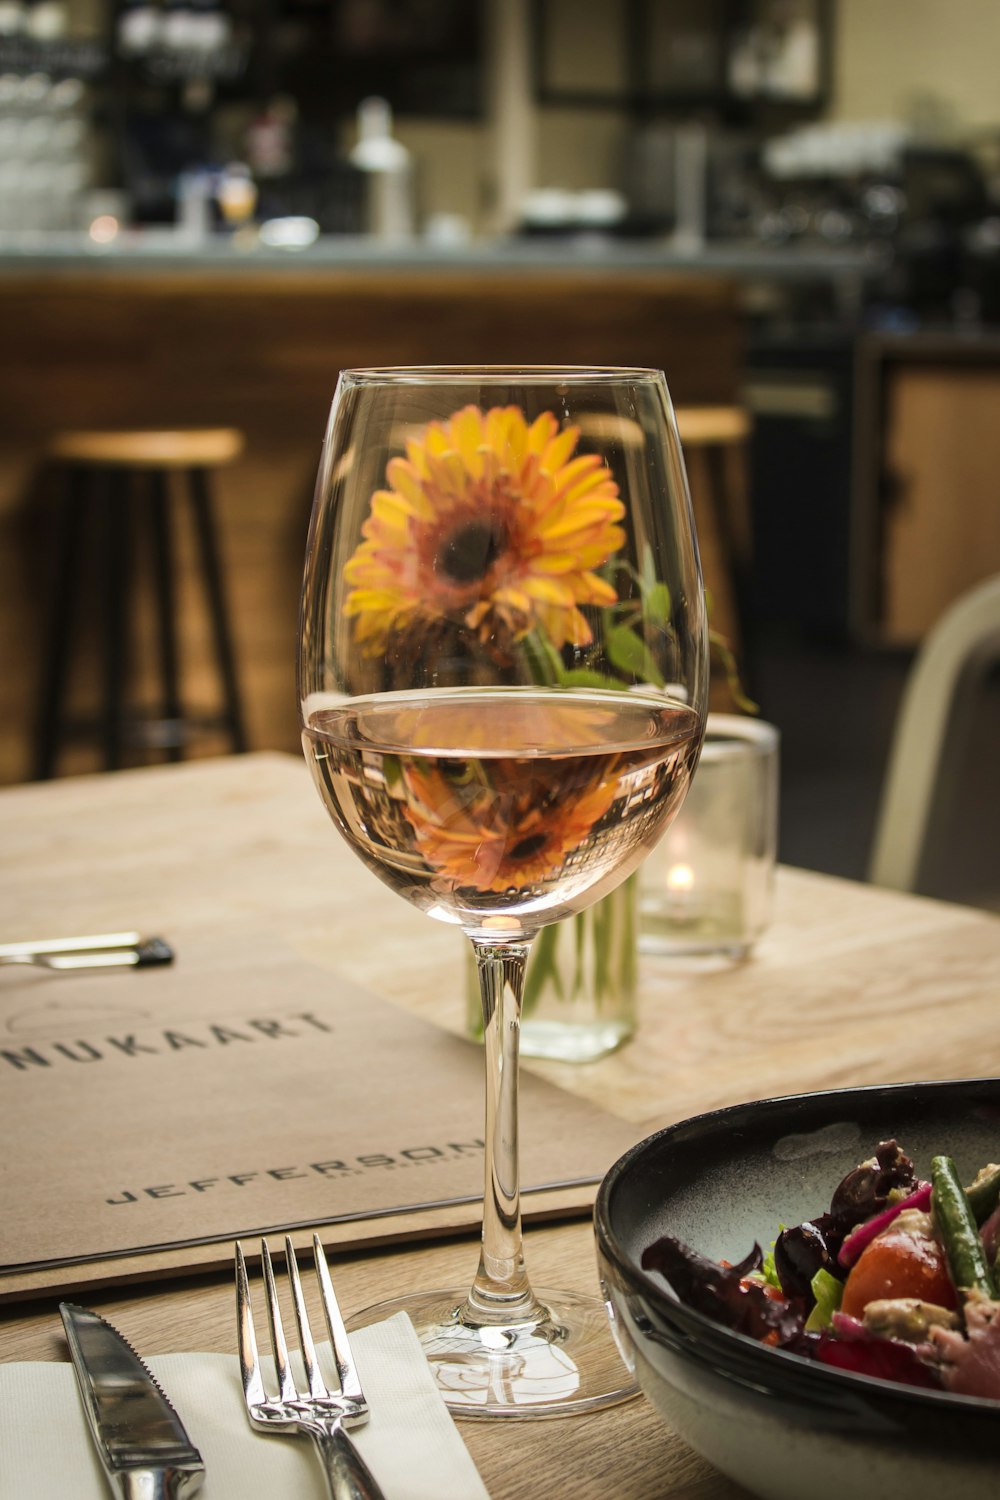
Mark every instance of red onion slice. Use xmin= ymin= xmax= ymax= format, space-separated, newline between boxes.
xmin=838 ymin=1181 xmax=933 ymax=1268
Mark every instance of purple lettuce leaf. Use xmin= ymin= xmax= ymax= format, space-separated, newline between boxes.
xmin=641 ymin=1233 xmax=814 ymax=1350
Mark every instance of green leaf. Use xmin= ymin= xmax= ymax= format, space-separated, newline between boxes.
xmin=804 ymin=1267 xmax=844 ymax=1332
xmin=708 ymin=629 xmax=759 ymax=715
xmin=644 ymin=581 xmax=672 ymax=626
xmin=618 ymin=875 xmax=638 ymax=1000
xmin=606 ymin=624 xmax=666 ymax=690
xmin=382 ymin=754 xmax=404 ymax=796
xmin=592 ymin=895 xmax=612 ymax=1001
xmin=557 ymin=668 xmax=628 ymax=691
xmin=757 ymin=1233 xmax=783 ymax=1289
xmin=640 ymin=543 xmax=657 ymax=598
xmin=607 ymin=624 xmax=649 ymax=678
xmin=521 ymin=629 xmax=563 ymax=686
xmin=572 ymin=912 xmax=587 ymax=999
xmin=522 ymin=923 xmax=564 ymax=1015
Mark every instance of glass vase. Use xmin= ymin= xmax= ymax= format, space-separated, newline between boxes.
xmin=465 ymin=875 xmax=638 ymax=1063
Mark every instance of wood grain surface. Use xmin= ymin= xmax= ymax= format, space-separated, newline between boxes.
xmin=3 ymin=752 xmax=998 ymax=1499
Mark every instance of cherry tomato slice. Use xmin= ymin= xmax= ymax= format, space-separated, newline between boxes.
xmin=840 ymin=1226 xmax=957 ymax=1318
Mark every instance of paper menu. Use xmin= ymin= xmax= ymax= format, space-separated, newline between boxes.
xmin=1 ymin=944 xmax=636 ymax=1292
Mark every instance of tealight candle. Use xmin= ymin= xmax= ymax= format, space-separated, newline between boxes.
xmin=639 ymin=714 xmax=779 ymax=958
xmin=665 ymin=861 xmax=697 ymax=923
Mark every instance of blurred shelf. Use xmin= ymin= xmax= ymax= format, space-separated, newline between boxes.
xmin=0 ymin=34 xmax=107 ymax=75
xmin=0 ymin=230 xmax=889 ymax=283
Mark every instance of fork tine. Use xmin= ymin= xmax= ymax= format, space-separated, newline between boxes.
xmin=312 ymin=1233 xmax=366 ymax=1406
xmin=260 ymin=1238 xmax=297 ymax=1403
xmin=235 ymin=1241 xmax=268 ymax=1408
xmin=284 ymin=1235 xmax=328 ymax=1400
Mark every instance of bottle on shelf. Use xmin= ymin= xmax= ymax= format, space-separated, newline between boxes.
xmin=22 ymin=0 xmax=67 ymax=40
xmin=159 ymin=0 xmax=195 ymax=52
xmin=117 ymin=0 xmax=161 ymax=55
xmin=348 ymin=95 xmax=414 ymax=241
xmin=0 ymin=0 xmax=25 ymax=38
xmin=185 ymin=0 xmax=230 ymax=53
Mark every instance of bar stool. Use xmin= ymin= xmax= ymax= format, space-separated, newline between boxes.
xmin=577 ymin=403 xmax=753 ymax=666
xmin=33 ymin=427 xmax=249 ymax=779
xmin=675 ymin=404 xmax=754 ymax=676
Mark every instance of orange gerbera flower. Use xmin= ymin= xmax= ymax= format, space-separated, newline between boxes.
xmin=343 ymin=405 xmax=624 ymax=656
xmin=399 ymin=758 xmax=618 ymax=894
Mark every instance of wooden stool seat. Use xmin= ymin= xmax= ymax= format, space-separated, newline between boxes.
xmin=47 ymin=428 xmax=244 ymax=469
xmin=33 ymin=427 xmax=248 ymax=779
xmin=674 ymin=405 xmax=751 ymax=447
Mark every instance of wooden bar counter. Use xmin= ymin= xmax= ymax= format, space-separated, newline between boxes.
xmin=0 ymin=258 xmax=743 ymax=786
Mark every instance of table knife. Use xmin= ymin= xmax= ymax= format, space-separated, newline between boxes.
xmin=59 ymin=1303 xmax=205 ymax=1500
xmin=0 ymin=932 xmax=174 ymax=970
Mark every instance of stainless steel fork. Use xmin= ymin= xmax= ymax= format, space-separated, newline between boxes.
xmin=236 ymin=1233 xmax=387 ymax=1500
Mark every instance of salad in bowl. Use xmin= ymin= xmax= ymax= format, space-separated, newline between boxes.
xmin=594 ymin=1079 xmax=1000 ymax=1500
xmin=641 ymin=1139 xmax=1000 ymax=1398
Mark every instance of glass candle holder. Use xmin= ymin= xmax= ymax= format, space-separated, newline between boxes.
xmin=638 ymin=713 xmax=779 ymax=959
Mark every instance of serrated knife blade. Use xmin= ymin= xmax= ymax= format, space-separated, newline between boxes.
xmin=59 ymin=1303 xmax=205 ymax=1500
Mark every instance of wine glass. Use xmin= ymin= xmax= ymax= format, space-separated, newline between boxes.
xmin=298 ymin=367 xmax=708 ymax=1417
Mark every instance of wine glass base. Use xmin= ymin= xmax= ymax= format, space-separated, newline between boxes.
xmin=346 ymin=1286 xmax=639 ymax=1419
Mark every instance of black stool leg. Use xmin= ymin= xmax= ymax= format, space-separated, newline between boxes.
xmin=32 ymin=466 xmax=89 ymax=780
xmin=102 ymin=468 xmax=131 ymax=771
xmin=187 ymin=466 xmax=248 ymax=752
xmin=148 ymin=468 xmax=183 ymax=761
xmin=706 ymin=442 xmax=755 ymax=691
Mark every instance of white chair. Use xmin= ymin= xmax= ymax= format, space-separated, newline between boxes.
xmin=868 ymin=573 xmax=1000 ymax=894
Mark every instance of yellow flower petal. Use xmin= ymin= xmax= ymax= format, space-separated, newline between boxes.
xmin=520 ymin=574 xmax=577 ymax=607
xmin=540 ymin=425 xmax=579 ymax=474
xmin=385 ymin=461 xmax=436 ymax=518
xmin=578 ymin=571 xmax=618 ymax=604
xmin=344 ymin=402 xmax=623 ymax=652
xmin=540 ymin=502 xmax=626 ymax=541
xmin=490 ymin=585 xmax=533 ymax=613
xmin=450 ymin=406 xmax=486 ymax=474
xmin=527 ymin=551 xmax=587 ymax=576
xmin=526 ymin=410 xmax=558 ymax=452
xmin=561 ymin=467 xmax=622 ymax=505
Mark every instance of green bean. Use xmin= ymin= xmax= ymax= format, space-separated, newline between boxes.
xmin=931 ymin=1155 xmax=996 ymax=1299
xmin=964 ymin=1162 xmax=1000 ymax=1225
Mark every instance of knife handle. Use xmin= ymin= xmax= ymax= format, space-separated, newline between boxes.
xmin=311 ymin=1426 xmax=387 ymax=1500
xmin=114 ymin=1467 xmax=204 ymax=1500
xmin=134 ymin=938 xmax=175 ymax=967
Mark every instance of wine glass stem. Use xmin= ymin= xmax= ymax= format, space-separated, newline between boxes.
xmin=466 ymin=938 xmax=546 ymax=1326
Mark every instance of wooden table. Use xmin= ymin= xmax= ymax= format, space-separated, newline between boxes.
xmin=3 ymin=752 xmax=1000 ymax=1500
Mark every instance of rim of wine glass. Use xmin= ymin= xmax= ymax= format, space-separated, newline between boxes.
xmin=338 ymin=364 xmax=667 ymax=386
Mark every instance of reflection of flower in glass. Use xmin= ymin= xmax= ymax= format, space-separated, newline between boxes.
xmin=400 ymin=759 xmax=618 ymax=893
xmin=344 ymin=405 xmax=624 ymax=656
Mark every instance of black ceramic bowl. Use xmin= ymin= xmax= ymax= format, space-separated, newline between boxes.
xmin=595 ymin=1078 xmax=1000 ymax=1500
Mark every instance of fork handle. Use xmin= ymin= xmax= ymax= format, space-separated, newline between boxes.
xmin=311 ymin=1425 xmax=387 ymax=1500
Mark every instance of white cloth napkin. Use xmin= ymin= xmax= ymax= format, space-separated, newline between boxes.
xmin=0 ymin=1310 xmax=491 ymax=1500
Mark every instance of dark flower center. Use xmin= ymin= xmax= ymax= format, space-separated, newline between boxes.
xmin=437 ymin=521 xmax=506 ymax=584
xmin=509 ymin=832 xmax=549 ymax=861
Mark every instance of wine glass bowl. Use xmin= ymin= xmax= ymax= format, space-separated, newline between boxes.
xmin=302 ymin=685 xmax=700 ymax=938
xmin=298 ymin=367 xmax=708 ymax=1416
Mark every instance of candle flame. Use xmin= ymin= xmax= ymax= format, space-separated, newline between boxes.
xmin=88 ymin=214 xmax=119 ymax=244
xmin=666 ymin=862 xmax=695 ymax=894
